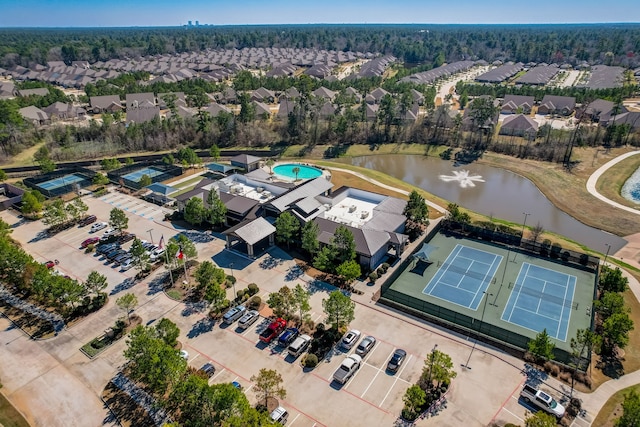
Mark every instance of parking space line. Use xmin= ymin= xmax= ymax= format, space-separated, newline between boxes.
xmin=502 ymin=407 xmax=524 ymax=422
xmin=379 ymin=354 xmax=412 ymax=407
xmin=211 ymin=368 xmax=226 ymax=381
xmin=490 ymin=377 xmax=526 ymax=424
xmin=288 ymin=414 xmax=300 ymax=426
xmin=188 ymin=354 xmax=199 ymax=364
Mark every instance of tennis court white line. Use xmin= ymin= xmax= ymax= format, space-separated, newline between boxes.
xmin=457 ymin=255 xmax=493 ymax=267
xmin=436 ymin=281 xmax=476 ymax=296
xmin=513 ymin=305 xmax=559 ymax=322
xmin=504 ymin=263 xmax=532 ymax=323
xmin=470 ymin=253 xmax=502 ymax=308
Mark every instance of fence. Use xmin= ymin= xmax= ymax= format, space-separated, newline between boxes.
xmin=23 ymin=167 xmax=97 ymax=198
xmin=107 ymin=162 xmax=182 ymax=190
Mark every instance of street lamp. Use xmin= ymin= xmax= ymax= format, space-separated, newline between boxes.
xmin=229 ymin=262 xmax=236 ymax=300
xmin=521 ymin=212 xmax=531 ymax=241
xmin=462 ymin=291 xmax=492 ymax=370
xmin=428 ymin=344 xmax=438 ymax=383
xmin=147 ymin=229 xmax=154 ymax=244
xmin=603 ymin=243 xmax=611 ymax=267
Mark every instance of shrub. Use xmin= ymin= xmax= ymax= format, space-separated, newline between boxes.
xmin=247 ymin=283 xmax=259 ymax=296
xmin=376 ymin=267 xmax=385 ymax=276
xmin=381 ymin=262 xmax=390 ymax=271
xmin=226 ymin=275 xmax=236 ymax=285
xmin=368 ymin=272 xmax=378 ymax=283
xmin=85 ymin=244 xmax=95 ymax=253
xmin=559 ymin=371 xmax=572 ymax=382
xmin=249 ymin=295 xmax=261 ymax=309
xmin=242 ymin=293 xmax=249 ymax=302
xmin=303 ymin=353 xmax=318 ymax=368
xmin=544 ymin=361 xmax=560 ymax=377
xmin=236 ymin=289 xmax=245 ymax=300
xmin=316 ymin=323 xmax=325 ymax=332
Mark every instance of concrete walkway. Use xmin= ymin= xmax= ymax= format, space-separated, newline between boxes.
xmin=585 ymin=150 xmax=640 ymax=216
xmin=323 ymin=165 xmax=448 ymax=214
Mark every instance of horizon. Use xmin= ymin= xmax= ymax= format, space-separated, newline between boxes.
xmin=1 ymin=0 xmax=639 ymax=27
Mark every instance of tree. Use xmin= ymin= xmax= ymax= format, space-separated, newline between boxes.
xmin=34 ymin=146 xmax=56 ymax=173
xmin=42 ymin=198 xmax=68 ymax=228
xmin=0 ymin=169 xmax=6 ymax=181
xmin=167 ymin=234 xmax=198 ymax=268
xmin=336 ymin=260 xmax=361 ymax=284
xmin=116 ymin=293 xmax=138 ymax=324
xmin=301 ymin=221 xmax=320 ymax=256
xmin=524 ymin=410 xmax=557 ymax=427
xmin=250 ymin=368 xmax=287 ymax=408
xmin=184 ymin=196 xmax=206 ymax=226
xmin=292 ymin=166 xmax=300 ymax=181
xmin=528 ymin=329 xmax=555 ymax=361
xmin=274 ymin=212 xmax=300 ymax=249
xmin=569 ymin=328 xmax=596 ymax=395
xmin=100 ymin=158 xmax=121 ymax=171
xmin=402 ymin=385 xmax=426 ymax=420
xmin=138 ymin=174 xmax=152 ymax=187
xmin=616 ymin=390 xmax=640 ymax=427
xmin=109 ymin=207 xmax=128 ymax=233
xmin=92 ymin=172 xmax=109 ymax=185
xmin=600 ymin=311 xmax=634 ymax=354
xmin=130 ymin=238 xmax=150 ymax=273
xmin=85 ymin=271 xmax=108 ymax=297
xmin=237 ymin=94 xmax=255 ymax=123
xmin=267 ymin=286 xmax=295 ymax=319
xmin=530 ymin=222 xmax=545 ymax=243
xmin=155 ymin=318 xmax=180 ymax=348
xmin=447 ymin=203 xmax=470 ymax=223
xmin=209 ymin=144 xmax=221 ymax=161
xmin=206 ymin=190 xmax=227 ymax=227
xmin=331 ymin=225 xmax=356 ymax=266
xmin=266 ymin=158 xmax=275 ymax=174
xmin=423 ymin=349 xmax=457 ymax=388
xmin=595 ymin=292 xmax=626 ymax=320
xmin=21 ymin=191 xmax=43 ymax=215
xmin=292 ymin=283 xmax=311 ymax=323
xmin=599 ymin=266 xmax=628 ymax=294
xmin=322 ymin=290 xmax=355 ymax=330
xmin=403 ymin=190 xmax=429 ymax=223
xmin=177 ymin=147 xmax=200 ymax=167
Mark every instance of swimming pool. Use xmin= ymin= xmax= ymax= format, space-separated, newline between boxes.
xmin=273 ymin=164 xmax=322 ymax=180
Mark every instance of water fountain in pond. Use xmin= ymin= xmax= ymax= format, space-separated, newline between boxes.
xmin=438 ymin=170 xmax=485 ymax=188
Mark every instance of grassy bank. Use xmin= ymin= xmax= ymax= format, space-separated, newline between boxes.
xmin=0 ymin=391 xmax=30 ymax=427
xmin=596 ymin=154 xmax=640 ymax=210
xmin=591 ymin=383 xmax=640 ymax=426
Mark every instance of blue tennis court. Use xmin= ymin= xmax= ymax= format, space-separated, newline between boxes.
xmin=37 ymin=174 xmax=86 ymax=190
xmin=122 ymin=167 xmax=165 ymax=182
xmin=423 ymin=244 xmax=503 ymax=310
xmin=501 ymin=263 xmax=576 ymax=341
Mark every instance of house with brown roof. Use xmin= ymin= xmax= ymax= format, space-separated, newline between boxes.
xmin=18 ymin=87 xmax=49 ymax=97
xmin=125 ymin=93 xmax=156 ymax=109
xmin=89 ymin=95 xmax=123 ymax=114
xmin=537 ymin=95 xmax=576 ymax=116
xmin=251 ymin=87 xmax=276 ymax=103
xmin=501 ymin=95 xmax=535 ymax=114
xmin=499 ymin=114 xmax=539 ymax=138
xmin=19 ymin=105 xmax=49 ymax=125
xmin=579 ymin=99 xmax=626 ymax=123
xmin=43 ymin=102 xmax=86 ymax=121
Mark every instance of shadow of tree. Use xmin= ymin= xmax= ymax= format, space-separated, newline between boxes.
xmin=101 ymin=382 xmax=156 ymax=427
xmin=259 ymin=255 xmax=284 ymax=270
xmin=522 ymin=363 xmax=548 ymax=387
xmin=284 ymin=265 xmax=304 ymax=281
xmin=596 ymin=354 xmax=625 ymax=379
xmin=181 ymin=300 xmax=208 ymax=317
xmin=147 ymin=273 xmax=167 ymax=295
xmin=110 ymin=278 xmax=136 ymax=296
xmin=29 ymin=230 xmax=50 ymax=243
xmin=187 ymin=317 xmax=216 ymax=339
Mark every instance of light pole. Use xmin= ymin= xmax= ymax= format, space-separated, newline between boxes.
xmin=147 ymin=229 xmax=154 ymax=244
xmin=428 ymin=344 xmax=438 ymax=383
xmin=603 ymin=243 xmax=611 ymax=267
xmin=520 ymin=212 xmax=531 ymax=241
xmin=462 ymin=291 xmax=492 ymax=370
xmin=229 ymin=262 xmax=236 ymax=301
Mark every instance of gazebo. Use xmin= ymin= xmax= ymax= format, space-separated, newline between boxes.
xmin=223 ymin=217 xmax=276 ymax=258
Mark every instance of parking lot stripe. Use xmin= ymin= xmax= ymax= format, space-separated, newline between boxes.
xmin=490 ymin=376 xmax=526 ymax=424
xmin=311 ymin=371 xmax=391 ymax=415
xmin=502 ymin=407 xmax=524 ymax=422
xmin=288 ymin=414 xmax=300 ymax=426
xmin=211 ymin=368 xmax=226 ymax=381
xmin=379 ymin=354 xmax=412 ymax=407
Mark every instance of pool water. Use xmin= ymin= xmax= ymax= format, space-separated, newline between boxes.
xmin=621 ymin=166 xmax=640 ymax=204
xmin=273 ymin=164 xmax=322 ymax=180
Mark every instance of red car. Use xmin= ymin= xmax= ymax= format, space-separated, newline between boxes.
xmin=81 ymin=237 xmax=100 ymax=248
xmin=259 ymin=318 xmax=287 ymax=343
xmin=44 ymin=260 xmax=56 ymax=269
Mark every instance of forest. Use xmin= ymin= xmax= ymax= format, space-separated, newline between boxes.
xmin=2 ymin=24 xmax=640 ymax=69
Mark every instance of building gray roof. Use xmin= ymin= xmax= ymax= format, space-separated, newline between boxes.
xmin=315 ymin=217 xmax=390 ymax=257
xmin=90 ymin=95 xmax=122 ymax=110
xmin=268 ymin=177 xmax=333 ymax=213
xmin=18 ymin=87 xmax=49 ymax=97
xmin=230 ymin=217 xmax=276 ymax=245
xmin=500 ymin=114 xmax=539 ymax=133
xmin=220 ymin=192 xmax=259 ymax=215
xmin=230 ymin=154 xmax=262 ymax=166
xmin=19 ymin=105 xmax=49 ymax=122
xmin=125 ymin=92 xmax=156 ymax=108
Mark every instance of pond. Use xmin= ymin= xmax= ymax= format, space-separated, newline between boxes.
xmin=339 ymin=154 xmax=627 ymax=252
xmin=621 ymin=166 xmax=640 ymax=204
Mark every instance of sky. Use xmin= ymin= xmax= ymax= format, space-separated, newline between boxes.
xmin=0 ymin=0 xmax=639 ymax=27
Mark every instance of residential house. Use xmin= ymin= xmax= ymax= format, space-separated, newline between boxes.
xmin=367 ymin=88 xmax=391 ymax=104
xmin=344 ymin=87 xmax=362 ymax=103
xmin=410 ymin=89 xmax=425 ymax=106
xmin=89 ymin=95 xmax=123 ymax=114
xmin=158 ymin=92 xmax=186 ymax=109
xmin=43 ymin=101 xmax=85 ymax=121
xmin=499 ymin=114 xmax=539 ymax=138
xmin=579 ymin=99 xmax=626 ymax=123
xmin=251 ymin=87 xmax=276 ymax=103
xmin=312 ymin=87 xmax=337 ymax=102
xmin=277 ymin=98 xmax=297 ymax=118
xmin=501 ymin=95 xmax=535 ymax=114
xmin=205 ymin=103 xmax=232 ymax=117
xmin=537 ymin=95 xmax=576 ymax=116
xmin=125 ymin=93 xmax=156 ymax=109
xmin=0 ymin=81 xmax=15 ymax=98
xmin=603 ymin=111 xmax=640 ymax=130
xmin=18 ymin=87 xmax=49 ymax=97
xmin=19 ymin=105 xmax=49 ymax=125
xmin=280 ymin=86 xmax=300 ymax=100
xmin=252 ymin=101 xmax=271 ymax=118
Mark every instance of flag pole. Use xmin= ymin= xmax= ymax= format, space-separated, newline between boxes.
xmin=165 ymin=244 xmax=173 ymax=286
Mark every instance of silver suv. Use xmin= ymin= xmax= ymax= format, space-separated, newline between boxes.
xmin=222 ymin=305 xmax=246 ymax=325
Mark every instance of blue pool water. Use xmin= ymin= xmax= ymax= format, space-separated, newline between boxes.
xmin=273 ymin=164 xmax=322 ymax=180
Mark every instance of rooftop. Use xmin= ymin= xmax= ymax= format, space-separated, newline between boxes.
xmin=322 ymin=195 xmax=379 ymax=228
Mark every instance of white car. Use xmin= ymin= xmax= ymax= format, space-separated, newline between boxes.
xmin=90 ymin=222 xmax=108 ymax=233
xmin=341 ymin=329 xmax=361 ymax=349
xmin=100 ymin=228 xmax=117 ymax=241
xmin=180 ymin=349 xmax=189 ymax=360
xmin=120 ymin=258 xmax=134 ymax=271
xmin=149 ymin=248 xmax=165 ymax=262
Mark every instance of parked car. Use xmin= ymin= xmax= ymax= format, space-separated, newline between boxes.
xmin=222 ymin=305 xmax=247 ymax=325
xmin=333 ymin=354 xmax=362 ymax=384
xmin=81 ymin=237 xmax=100 ymax=248
xmin=287 ymin=334 xmax=312 ymax=358
xmin=96 ymin=243 xmax=119 ymax=254
xmin=117 ymin=233 xmax=136 ymax=244
xmin=90 ymin=222 xmax=108 ymax=233
xmin=341 ymin=329 xmax=361 ymax=350
xmin=44 ymin=260 xmax=56 ymax=269
xmin=105 ymin=249 xmax=126 ymax=261
xmin=278 ymin=327 xmax=299 ymax=347
xmin=387 ymin=349 xmax=407 ymax=373
xmin=78 ymin=215 xmax=97 ymax=227
xmin=100 ymin=228 xmax=117 ymax=241
xmin=270 ymin=406 xmax=289 ymax=425
xmin=142 ymin=242 xmax=157 ymax=251
xmin=520 ymin=384 xmax=566 ymax=419
xmin=120 ymin=258 xmax=134 ymax=271
xmin=180 ymin=350 xmax=189 ymax=360
xmin=238 ymin=310 xmax=260 ymax=329
xmin=356 ymin=336 xmax=377 ymax=356
xmin=113 ymin=253 xmax=132 ymax=266
xmin=259 ymin=318 xmax=287 ymax=343
xmin=149 ymin=248 xmax=165 ymax=262
xmin=198 ymin=362 xmax=216 ymax=378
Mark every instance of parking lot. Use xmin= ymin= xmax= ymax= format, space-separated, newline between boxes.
xmin=0 ymin=190 xmax=532 ymax=427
